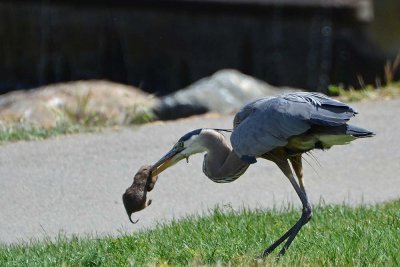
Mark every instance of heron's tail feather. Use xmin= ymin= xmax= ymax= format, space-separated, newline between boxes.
xmin=309 ymin=124 xmax=374 ymax=149
xmin=345 ymin=124 xmax=375 ymax=138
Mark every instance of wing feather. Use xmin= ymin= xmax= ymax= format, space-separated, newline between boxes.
xmin=231 ymin=92 xmax=356 ymax=161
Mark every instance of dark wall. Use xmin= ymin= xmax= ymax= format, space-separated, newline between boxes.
xmin=0 ymin=1 xmax=389 ymax=95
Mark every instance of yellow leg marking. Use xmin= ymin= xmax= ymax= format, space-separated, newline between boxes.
xmin=290 ymin=156 xmax=305 ymax=193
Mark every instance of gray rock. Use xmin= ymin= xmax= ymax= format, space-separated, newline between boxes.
xmin=153 ymin=69 xmax=298 ymax=120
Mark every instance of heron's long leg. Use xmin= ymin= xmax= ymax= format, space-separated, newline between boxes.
xmin=290 ymin=156 xmax=312 ymax=224
xmin=290 ymin=155 xmax=306 ymax=193
xmin=277 ymin=171 xmax=312 ymax=256
xmin=260 ymin=158 xmax=312 ymax=257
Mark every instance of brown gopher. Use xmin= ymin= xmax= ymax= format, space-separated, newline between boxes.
xmin=122 ymin=165 xmax=158 ymax=224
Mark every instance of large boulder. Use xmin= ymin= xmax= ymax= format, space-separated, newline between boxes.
xmin=0 ymin=80 xmax=154 ymax=128
xmin=153 ymin=69 xmax=298 ymax=120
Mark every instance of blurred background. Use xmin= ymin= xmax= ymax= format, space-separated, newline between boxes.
xmin=1 ymin=0 xmax=399 ymax=96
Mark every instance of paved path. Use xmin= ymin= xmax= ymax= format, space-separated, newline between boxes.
xmin=1 ymin=99 xmax=399 ymax=244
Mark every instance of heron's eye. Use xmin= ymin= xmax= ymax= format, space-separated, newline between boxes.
xmin=176 ymin=141 xmax=184 ymax=149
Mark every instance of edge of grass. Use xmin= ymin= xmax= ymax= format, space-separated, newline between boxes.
xmin=1 ymin=200 xmax=400 ymax=266
xmin=0 ymin=123 xmax=100 ymax=143
xmin=0 ymin=105 xmax=155 ymax=143
xmin=328 ymin=81 xmax=400 ymax=102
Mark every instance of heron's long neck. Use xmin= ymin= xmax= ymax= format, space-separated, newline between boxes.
xmin=202 ymin=130 xmax=249 ymax=181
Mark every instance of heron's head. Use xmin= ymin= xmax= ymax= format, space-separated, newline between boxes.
xmin=150 ymin=129 xmax=209 ymax=177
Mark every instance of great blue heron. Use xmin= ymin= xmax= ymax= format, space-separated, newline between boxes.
xmin=150 ymin=92 xmax=374 ymax=257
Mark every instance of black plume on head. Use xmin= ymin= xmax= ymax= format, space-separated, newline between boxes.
xmin=178 ymin=128 xmax=233 ymax=143
xmin=212 ymin=128 xmax=233 ymax=133
xmin=178 ymin=129 xmax=202 ymax=142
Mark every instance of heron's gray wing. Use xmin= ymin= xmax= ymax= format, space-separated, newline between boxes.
xmin=283 ymin=92 xmax=356 ymax=126
xmin=231 ymin=92 xmax=356 ymax=162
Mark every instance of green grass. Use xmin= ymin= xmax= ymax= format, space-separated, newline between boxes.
xmin=0 ymin=123 xmax=99 ymax=143
xmin=1 ymin=201 xmax=400 ymax=266
xmin=329 ymin=53 xmax=400 ymax=102
xmin=328 ymin=82 xmax=400 ymax=102
xmin=0 ymin=105 xmax=155 ymax=143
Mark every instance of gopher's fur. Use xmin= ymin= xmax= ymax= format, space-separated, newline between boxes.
xmin=122 ymin=165 xmax=158 ymax=223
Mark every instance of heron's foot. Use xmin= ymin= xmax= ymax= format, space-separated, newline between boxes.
xmin=258 ymin=205 xmax=312 ymax=259
xmin=257 ymin=229 xmax=292 ymax=259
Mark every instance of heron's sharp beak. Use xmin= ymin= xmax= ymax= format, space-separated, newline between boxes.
xmin=150 ymin=148 xmax=185 ymax=177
